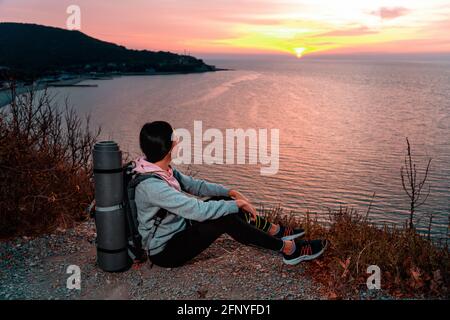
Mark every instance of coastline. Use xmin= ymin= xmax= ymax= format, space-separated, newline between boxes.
xmin=0 ymin=68 xmax=232 ymax=108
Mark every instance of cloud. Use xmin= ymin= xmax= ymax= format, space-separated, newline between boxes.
xmin=371 ymin=7 xmax=410 ymax=20
xmin=312 ymin=37 xmax=450 ymax=56
xmin=216 ymin=15 xmax=282 ymax=26
xmin=314 ymin=26 xmax=378 ymax=37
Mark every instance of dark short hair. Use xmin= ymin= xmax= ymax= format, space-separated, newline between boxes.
xmin=139 ymin=121 xmax=173 ymax=163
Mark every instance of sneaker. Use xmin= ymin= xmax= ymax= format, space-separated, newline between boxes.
xmin=274 ymin=225 xmax=306 ymax=241
xmin=283 ymin=239 xmax=328 ymax=265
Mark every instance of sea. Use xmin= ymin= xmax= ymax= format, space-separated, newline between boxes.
xmin=40 ymin=56 xmax=450 ymax=239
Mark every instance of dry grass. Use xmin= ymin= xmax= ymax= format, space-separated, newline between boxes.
xmin=0 ymin=83 xmax=100 ymax=238
xmin=262 ymin=205 xmax=449 ymax=299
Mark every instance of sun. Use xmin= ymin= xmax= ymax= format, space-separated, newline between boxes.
xmin=294 ymin=47 xmax=306 ymax=58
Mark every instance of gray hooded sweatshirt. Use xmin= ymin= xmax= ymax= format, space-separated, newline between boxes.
xmin=135 ymin=168 xmax=239 ymax=255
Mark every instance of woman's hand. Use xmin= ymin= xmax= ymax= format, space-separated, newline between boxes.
xmin=235 ymin=199 xmax=258 ymax=221
xmin=228 ymin=189 xmax=250 ymax=202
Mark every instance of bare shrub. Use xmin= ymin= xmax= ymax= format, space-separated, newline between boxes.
xmin=401 ymin=137 xmax=432 ymax=229
xmin=0 ymin=82 xmax=101 ymax=237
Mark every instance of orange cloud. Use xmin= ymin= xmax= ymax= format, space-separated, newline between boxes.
xmin=0 ymin=0 xmax=449 ymax=56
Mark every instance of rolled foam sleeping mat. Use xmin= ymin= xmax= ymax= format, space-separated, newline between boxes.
xmin=93 ymin=141 xmax=129 ymax=272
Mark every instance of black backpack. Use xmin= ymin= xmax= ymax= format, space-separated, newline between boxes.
xmin=122 ymin=161 xmax=168 ymax=263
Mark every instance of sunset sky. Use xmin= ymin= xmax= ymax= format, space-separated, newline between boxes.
xmin=1 ymin=0 xmax=450 ymax=57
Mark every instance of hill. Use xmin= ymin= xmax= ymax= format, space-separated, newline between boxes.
xmin=0 ymin=23 xmax=214 ymax=79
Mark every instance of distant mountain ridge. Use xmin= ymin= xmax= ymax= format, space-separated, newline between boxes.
xmin=0 ymin=22 xmax=214 ymax=79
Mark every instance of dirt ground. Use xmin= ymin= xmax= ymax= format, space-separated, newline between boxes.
xmin=0 ymin=220 xmax=328 ymax=300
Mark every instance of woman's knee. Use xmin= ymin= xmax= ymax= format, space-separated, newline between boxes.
xmin=219 ymin=211 xmax=246 ymax=224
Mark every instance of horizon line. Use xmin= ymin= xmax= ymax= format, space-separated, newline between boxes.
xmin=2 ymin=21 xmax=450 ymax=61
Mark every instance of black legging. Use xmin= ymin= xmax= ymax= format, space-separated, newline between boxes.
xmin=149 ymin=196 xmax=284 ymax=268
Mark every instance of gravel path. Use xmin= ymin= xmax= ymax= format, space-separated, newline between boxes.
xmin=0 ymin=220 xmax=326 ymax=300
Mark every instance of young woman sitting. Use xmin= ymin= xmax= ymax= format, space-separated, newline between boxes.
xmin=134 ymin=121 xmax=328 ymax=268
